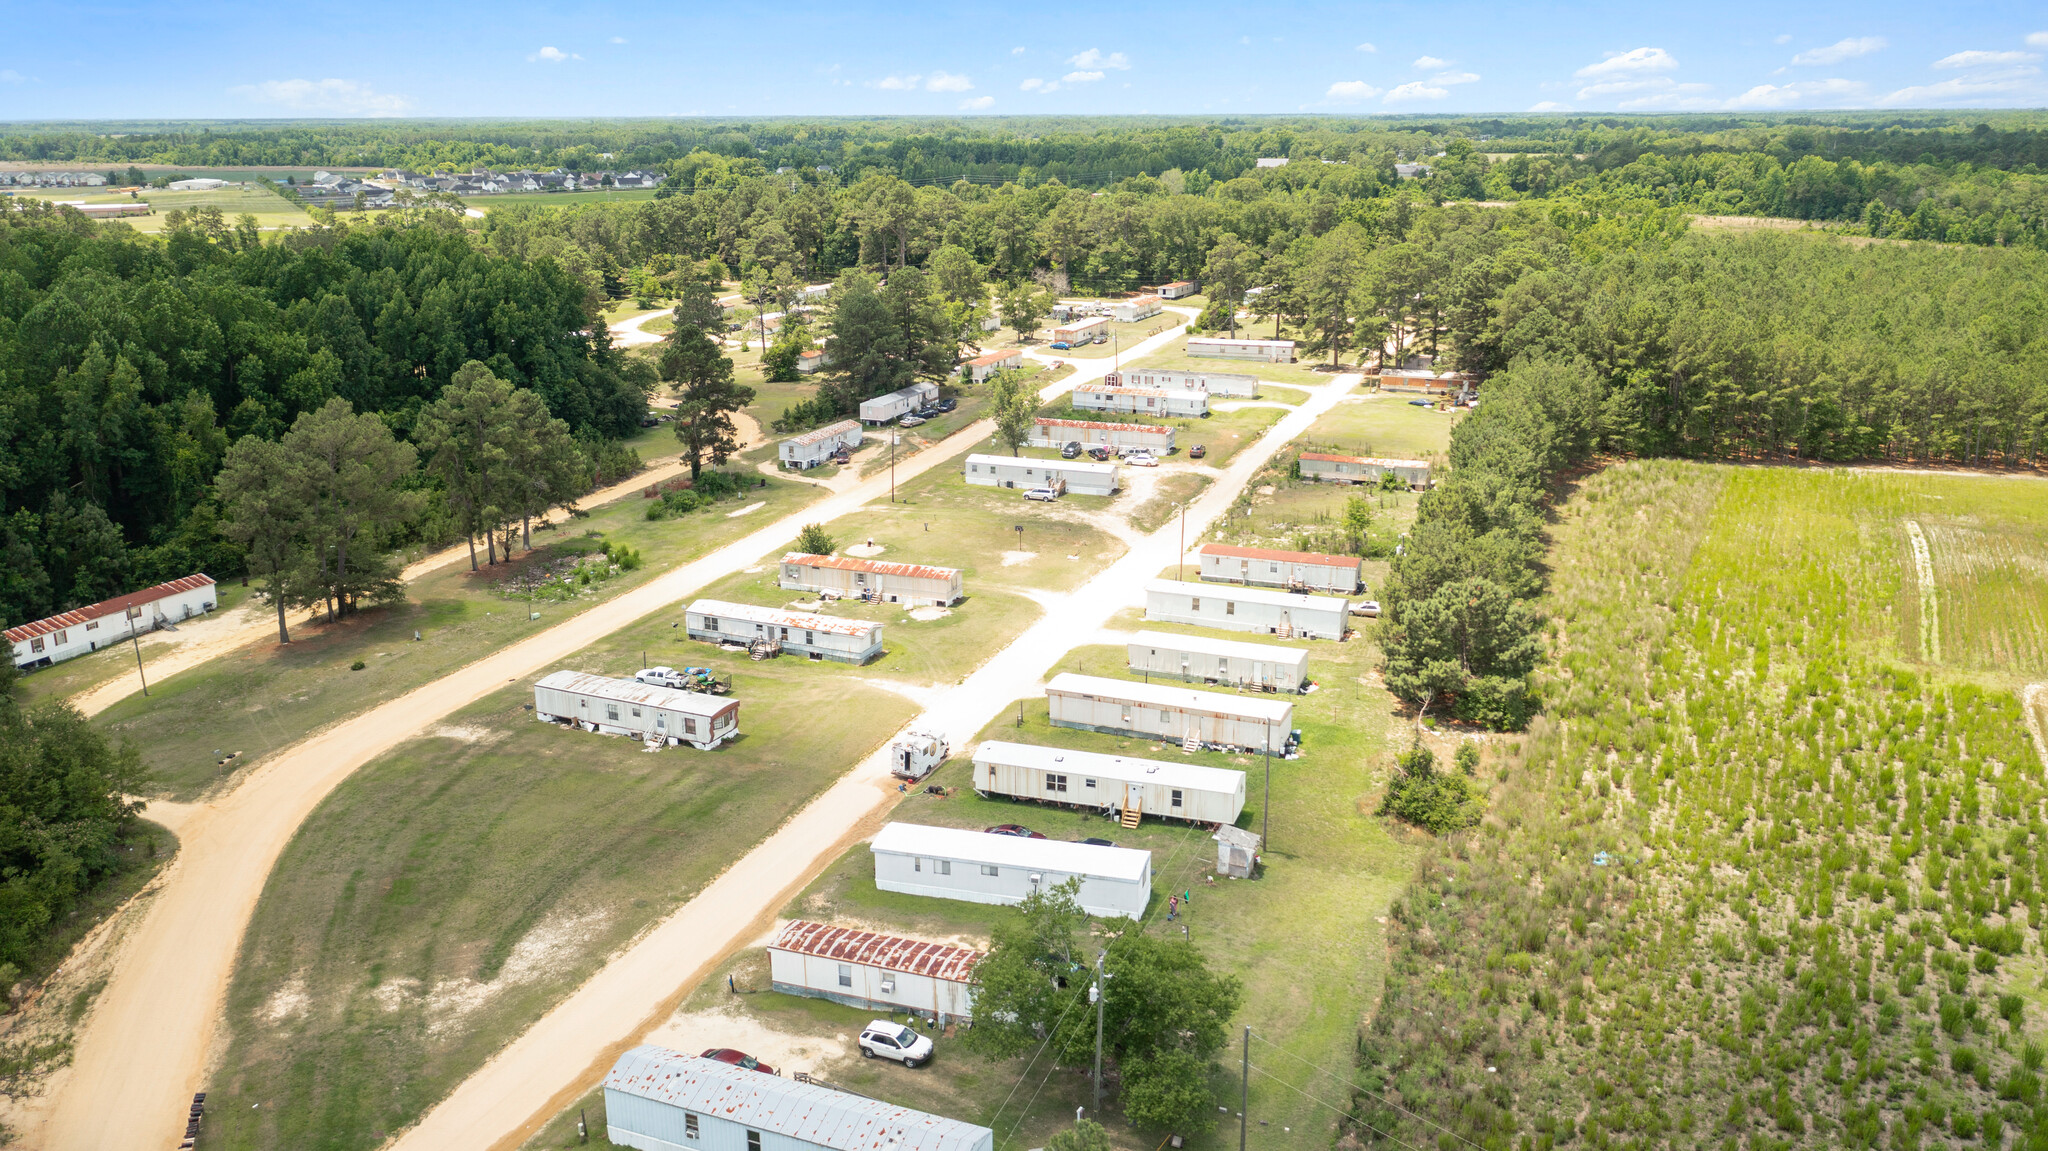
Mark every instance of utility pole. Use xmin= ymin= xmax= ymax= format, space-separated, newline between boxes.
xmin=890 ymin=431 xmax=897 ymax=503
xmin=1092 ymin=950 xmax=1107 ymax=1116
xmin=1240 ymin=1025 xmax=1251 ymax=1151
xmin=1262 ymin=744 xmax=1271 ymax=859
xmin=129 ymin=621 xmax=150 ymax=697
xmin=1178 ymin=501 xmax=1187 ymax=580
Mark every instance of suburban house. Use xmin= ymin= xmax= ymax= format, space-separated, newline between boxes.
xmin=684 ymin=599 xmax=885 ymax=663
xmin=1126 ymin=629 xmax=1311 ymax=694
xmin=870 ymin=822 xmax=1153 ymax=919
xmin=1109 ymin=367 xmax=1258 ymax=397
xmin=1297 ymin=452 xmax=1432 ymax=488
xmin=1143 ymin=578 xmax=1351 ymax=640
xmin=1110 ymin=294 xmax=1163 ymax=323
xmin=1028 ymin=418 xmax=1175 ymax=453
xmin=1051 ymin=316 xmax=1111 ymax=345
xmin=858 ymin=382 xmax=941 ymax=425
xmin=767 ymin=921 xmax=983 ymax=1023
xmin=532 ymin=671 xmax=739 ymax=750
xmin=1044 ymin=672 xmax=1295 ymax=754
xmin=1196 ymin=542 xmax=1364 ymax=594
xmin=1071 ymin=383 xmax=1209 ymax=419
xmin=778 ymin=420 xmax=862 ymax=470
xmin=1158 ymin=280 xmax=1199 ymax=299
xmin=972 ymin=740 xmax=1246 ymax=827
xmin=963 ymin=454 xmax=1120 ymax=496
xmin=7 ymin=574 xmax=217 ymax=670
xmin=778 ymin=553 xmax=964 ymax=606
xmin=1186 ymin=337 xmax=1297 ymax=363
xmin=961 ymin=349 xmax=1023 ymax=383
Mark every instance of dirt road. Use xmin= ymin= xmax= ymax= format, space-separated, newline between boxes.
xmin=35 ymin=321 xmax=1187 ymax=1151
xmin=384 ymin=370 xmax=1359 ymax=1151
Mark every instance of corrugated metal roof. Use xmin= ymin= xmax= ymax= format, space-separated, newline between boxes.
xmin=5 ymin=574 xmax=216 ymax=643
xmin=787 ymin=420 xmax=861 ymax=447
xmin=1045 ymin=672 xmax=1295 ymax=723
xmin=1161 ymin=281 xmax=1196 ymax=289
xmin=973 ymin=740 xmax=1247 ymax=795
xmin=1033 ymin=417 xmax=1170 ymax=433
xmin=535 ymin=671 xmax=737 ymax=719
xmin=1127 ymin=630 xmax=1311 ymax=669
xmin=964 ymin=454 xmax=1119 ymax=478
xmin=781 ymin=554 xmax=961 ymax=583
xmin=1077 ymin=385 xmax=1173 ymax=399
xmin=870 ymin=822 xmax=1152 ymax=881
xmin=686 ymin=599 xmax=883 ymax=639
xmin=1186 ymin=337 xmax=1296 ymax=348
xmin=1145 ymin=578 xmax=1350 ymax=614
xmin=605 ymin=1047 xmax=991 ymax=1151
xmin=1298 ymin=452 xmax=1430 ymax=468
xmin=1124 ymin=294 xmax=1162 ymax=306
xmin=1199 ymin=542 xmax=1362 ymax=569
xmin=1054 ymin=317 xmax=1110 ymax=330
xmin=769 ymin=921 xmax=984 ymax=982
xmin=967 ymin=350 xmax=1020 ymax=366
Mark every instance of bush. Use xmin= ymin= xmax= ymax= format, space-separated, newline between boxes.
xmin=770 ymin=395 xmax=840 ymax=433
xmin=795 ymin=523 xmax=836 ymax=555
xmin=349 ymin=660 xmax=366 ymax=671
xmin=1378 ymin=747 xmax=1481 ymax=834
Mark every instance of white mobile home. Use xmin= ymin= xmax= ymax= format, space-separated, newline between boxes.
xmin=1377 ymin=368 xmax=1472 ymax=395
xmin=1126 ymin=630 xmax=1310 ymax=694
xmin=684 ymin=599 xmax=885 ymax=664
xmin=533 ymin=671 xmax=740 ymax=749
xmin=779 ymin=553 xmax=963 ymax=606
xmin=962 ymin=348 xmax=1023 ymax=383
xmin=605 ymin=1046 xmax=993 ymax=1151
xmin=871 ymin=822 xmax=1152 ymax=918
xmin=1112 ymin=367 xmax=1259 ymax=397
xmin=1185 ymin=337 xmax=1297 ymax=363
xmin=1071 ymin=384 xmax=1209 ymax=418
xmin=1158 ymin=280 xmax=1198 ymax=299
xmin=778 ymin=420 xmax=863 ymax=470
xmin=1144 ymin=578 xmax=1350 ymax=640
xmin=1028 ymin=418 xmax=1175 ymax=453
xmin=1197 ymin=543 xmax=1363 ymax=594
xmin=972 ymin=740 xmax=1246 ymax=827
xmin=963 ymin=454 xmax=1120 ymax=496
xmin=1051 ymin=316 xmax=1110 ymax=345
xmin=1111 ymin=294 xmax=1163 ymax=322
xmin=1045 ymin=672 xmax=1295 ymax=754
xmin=858 ymin=382 xmax=941 ymax=425
xmin=8 ymin=574 xmax=217 ymax=669
xmin=767 ymin=920 xmax=983 ymax=1023
xmin=1298 ymin=451 xmax=1432 ymax=488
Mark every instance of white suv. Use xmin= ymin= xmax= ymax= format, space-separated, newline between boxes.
xmin=1024 ymin=486 xmax=1060 ymax=502
xmin=859 ymin=1021 xmax=935 ymax=1067
xmin=1123 ymin=450 xmax=1158 ymax=467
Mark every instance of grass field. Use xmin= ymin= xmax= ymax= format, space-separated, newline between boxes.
xmin=479 ymin=189 xmax=662 ymax=211
xmin=1118 ymin=348 xmax=1354 ymax=391
xmin=1297 ymin=392 xmax=1463 ymax=463
xmin=14 ymin=183 xmax=313 ymax=233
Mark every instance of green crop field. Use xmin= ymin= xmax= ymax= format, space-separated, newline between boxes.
xmin=13 ymin=183 xmax=314 ymax=232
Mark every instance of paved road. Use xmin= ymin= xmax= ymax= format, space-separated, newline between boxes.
xmin=387 ymin=370 xmax=1360 ymax=1151
xmin=35 ymin=321 xmax=1191 ymax=1151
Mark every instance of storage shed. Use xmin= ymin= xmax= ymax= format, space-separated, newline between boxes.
xmin=1126 ymin=630 xmax=1310 ymax=694
xmin=1185 ymin=337 xmax=1296 ymax=363
xmin=1051 ymin=317 xmax=1110 ymax=345
xmin=871 ymin=821 xmax=1152 ymax=919
xmin=1298 ymin=452 xmax=1432 ymax=488
xmin=604 ymin=1046 xmax=993 ymax=1151
xmin=962 ymin=349 xmax=1023 ymax=383
xmin=963 ymin=454 xmax=1120 ymax=496
xmin=533 ymin=671 xmax=740 ymax=749
xmin=8 ymin=574 xmax=217 ymax=669
xmin=1071 ymin=384 xmax=1209 ymax=419
xmin=859 ymin=382 xmax=941 ymax=425
xmin=779 ymin=553 xmax=963 ymax=606
xmin=778 ymin=420 xmax=863 ymax=470
xmin=1143 ymin=579 xmax=1350 ymax=641
xmin=768 ymin=921 xmax=984 ymax=1023
xmin=1214 ymin=825 xmax=1262 ymax=878
xmin=1028 ymin=418 xmax=1175 ymax=453
xmin=1111 ymin=367 xmax=1259 ymax=397
xmin=1044 ymin=672 xmax=1295 ymax=754
xmin=1111 ymin=295 xmax=1163 ymax=322
xmin=972 ymin=740 xmax=1246 ymax=827
xmin=684 ymin=600 xmax=884 ymax=664
xmin=1196 ymin=543 xmax=1363 ymax=594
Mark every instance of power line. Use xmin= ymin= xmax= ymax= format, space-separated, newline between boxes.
xmin=987 ymin=971 xmax=1090 ymax=1145
xmin=1246 ymin=1063 xmax=1428 ymax=1151
xmin=1250 ymin=1032 xmax=1490 ymax=1151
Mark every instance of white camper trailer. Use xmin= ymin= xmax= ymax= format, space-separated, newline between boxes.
xmin=779 ymin=553 xmax=964 ymax=606
xmin=684 ymin=599 xmax=884 ymax=663
xmin=1028 ymin=418 xmax=1176 ymax=453
xmin=972 ymin=741 xmax=1246 ymax=827
xmin=767 ymin=920 xmax=983 ymax=1022
xmin=1185 ymin=337 xmax=1296 ymax=363
xmin=1044 ymin=672 xmax=1295 ymax=754
xmin=1143 ymin=579 xmax=1350 ymax=640
xmin=533 ymin=671 xmax=739 ymax=749
xmin=963 ymin=454 xmax=1120 ymax=496
xmin=870 ymin=821 xmax=1152 ymax=919
xmin=1297 ymin=452 xmax=1432 ymax=488
xmin=778 ymin=420 xmax=863 ymax=469
xmin=1071 ymin=384 xmax=1209 ymax=418
xmin=858 ymin=382 xmax=941 ymax=425
xmin=890 ymin=730 xmax=951 ymax=780
xmin=1111 ymin=367 xmax=1259 ymax=397
xmin=1126 ymin=630 xmax=1310 ymax=693
xmin=1196 ymin=543 xmax=1364 ymax=594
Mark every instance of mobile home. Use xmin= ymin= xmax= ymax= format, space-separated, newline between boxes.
xmin=870 ymin=821 xmax=1152 ymax=919
xmin=1196 ymin=543 xmax=1363 ymax=594
xmin=858 ymin=382 xmax=941 ymax=425
xmin=767 ymin=920 xmax=983 ymax=1023
xmin=1111 ymin=367 xmax=1259 ymax=397
xmin=1045 ymin=672 xmax=1295 ymax=754
xmin=1158 ymin=280 xmax=1198 ymax=299
xmin=8 ymin=574 xmax=217 ymax=669
xmin=1377 ymin=368 xmax=1472 ymax=395
xmin=533 ymin=670 xmax=740 ymax=749
xmin=1126 ymin=629 xmax=1310 ymax=693
xmin=972 ymin=740 xmax=1246 ymax=827
xmin=963 ymin=454 xmax=1120 ymax=496
xmin=1185 ymin=337 xmax=1297 ymax=363
xmin=779 ymin=553 xmax=963 ymax=606
xmin=1297 ymin=452 xmax=1432 ymax=488
xmin=684 ymin=599 xmax=884 ymax=663
xmin=1071 ymin=384 xmax=1209 ymax=418
xmin=1143 ymin=578 xmax=1350 ymax=640
xmin=962 ymin=348 xmax=1023 ymax=383
xmin=778 ymin=419 xmax=862 ymax=470
xmin=1051 ymin=316 xmax=1111 ymax=345
xmin=794 ymin=348 xmax=828 ymax=374
xmin=1028 ymin=418 xmax=1175 ymax=453
xmin=1110 ymin=294 xmax=1163 ymax=322
xmin=604 ymin=1046 xmax=994 ymax=1151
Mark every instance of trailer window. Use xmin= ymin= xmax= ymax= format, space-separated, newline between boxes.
xmin=1172 ymin=789 xmax=1184 ymax=808
xmin=1160 ymin=709 xmax=1172 ymax=724
xmin=685 ymin=1113 xmax=699 ymax=1140
xmin=1084 ymin=778 xmax=1097 ymax=789
xmin=631 ymin=707 xmax=641 ymax=718
xmin=936 ymin=860 xmax=951 ymax=876
xmin=53 ymin=629 xmax=67 ymax=645
xmin=29 ymin=638 xmax=43 ymax=653
xmin=981 ymin=864 xmax=999 ymax=877
xmin=1046 ymin=773 xmax=1068 ymax=793
xmin=913 ymin=857 xmax=921 ymax=872
xmin=606 ymin=704 xmax=620 ymax=721
xmin=838 ymin=964 xmax=853 ymax=987
xmin=1190 ymin=597 xmax=1200 ymax=611
xmin=1225 ymin=601 xmax=1235 ymax=616
xmin=704 ymin=616 xmax=719 ymax=630
xmin=748 ymin=1131 xmax=761 ymax=1151
xmin=684 ymin=717 xmax=697 ymax=735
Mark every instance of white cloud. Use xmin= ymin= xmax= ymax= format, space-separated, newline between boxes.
xmin=608 ymin=36 xmax=627 ymax=44
xmin=926 ymin=71 xmax=974 ymax=92
xmin=1355 ymin=42 xmax=1377 ymax=53
xmin=873 ymin=74 xmax=922 ymax=89
xmin=529 ymin=46 xmax=579 ymax=63
xmin=1412 ymin=55 xmax=1449 ymax=69
xmin=1617 ymin=90 xmax=1722 ymax=110
xmin=960 ymin=95 xmax=994 ymax=109
xmin=1324 ymin=80 xmax=1382 ymax=102
xmin=1020 ymin=77 xmax=1057 ymax=93
xmin=1528 ymin=100 xmax=1573 ymax=112
xmin=229 ymin=78 xmax=412 ymax=116
xmin=2030 ymin=32 xmax=2048 ymax=48
xmin=1068 ymin=49 xmax=1131 ymax=70
xmin=1384 ymin=81 xmax=1449 ymax=102
xmin=1011 ymin=46 xmax=1025 ymax=55
xmin=1774 ymin=34 xmax=1793 ymax=45
xmin=1576 ymin=76 xmax=1701 ymax=100
xmin=0 ymin=69 xmax=24 ymax=85
xmin=1882 ymin=68 xmax=2045 ymax=106
xmin=1934 ymin=50 xmax=2039 ymax=69
xmin=1574 ymin=47 xmax=1677 ymax=78
xmin=1726 ymin=78 xmax=1867 ymax=108
xmin=1791 ymin=37 xmax=1885 ymax=65
xmin=1434 ymin=71 xmax=1480 ymax=85
xmin=1063 ymin=70 xmax=1105 ymax=83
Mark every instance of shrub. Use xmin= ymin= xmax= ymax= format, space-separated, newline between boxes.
xmin=795 ymin=523 xmax=836 ymax=555
xmin=1378 ymin=747 xmax=1481 ymax=835
xmin=1455 ymin=742 xmax=1481 ymax=776
xmin=350 ymin=660 xmax=366 ymax=671
xmin=770 ymin=395 xmax=840 ymax=433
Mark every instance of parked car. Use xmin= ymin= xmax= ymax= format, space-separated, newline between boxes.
xmin=859 ymin=1021 xmax=935 ymax=1067
xmin=700 ymin=1048 xmax=777 ymax=1075
xmin=934 ymin=397 xmax=958 ymax=412
xmin=1189 ymin=444 xmax=1206 ymax=459
xmin=1123 ymin=451 xmax=1158 ymax=467
xmin=1050 ymin=341 xmax=1072 ymax=350
xmin=986 ymin=824 xmax=1047 ymax=838
xmin=1087 ymin=446 xmax=1112 ymax=461
xmin=899 ymin=415 xmax=926 ymax=428
xmin=1024 ymin=486 xmax=1060 ymax=502
xmin=912 ymin=405 xmax=939 ymax=419
xmin=1408 ymin=399 xmax=1432 ymax=407
xmin=1060 ymin=441 xmax=1083 ymax=459
xmin=1352 ymin=600 xmax=1381 ymax=618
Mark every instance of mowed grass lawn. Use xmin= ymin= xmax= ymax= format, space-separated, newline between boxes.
xmin=33 ymin=183 xmax=314 ymax=233
xmin=1299 ymin=392 xmax=1462 ymax=462
xmin=480 ymin=188 xmax=662 ymax=211
xmin=1118 ymin=347 xmax=1350 ymax=391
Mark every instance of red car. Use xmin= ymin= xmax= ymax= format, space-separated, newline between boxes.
xmin=985 ymin=824 xmax=1047 ymax=839
xmin=701 ymin=1048 xmax=778 ymax=1075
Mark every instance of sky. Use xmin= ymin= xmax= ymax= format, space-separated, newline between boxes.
xmin=2 ymin=1 xmax=2045 ymax=120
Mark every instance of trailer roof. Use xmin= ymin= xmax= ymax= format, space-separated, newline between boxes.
xmin=535 ymin=671 xmax=737 ymax=718
xmin=965 ymin=454 xmax=1119 ymax=478
xmin=785 ymin=420 xmax=861 ymax=447
xmin=1298 ymin=451 xmax=1431 ymax=468
xmin=1198 ymin=542 xmax=1362 ymax=570
xmin=606 ymin=1047 xmax=991 ymax=1151
xmin=1078 ymin=385 xmax=1204 ymax=400
xmin=1127 ymin=629 xmax=1311 ymax=669
xmin=686 ymin=599 xmax=883 ymax=638
xmin=1144 ymin=578 xmax=1350 ymax=614
xmin=1044 ymin=672 xmax=1296 ymax=723
xmin=967 ymin=350 xmax=1021 ymax=366
xmin=782 ymin=553 xmax=961 ymax=583
xmin=6 ymin=573 xmax=215 ymax=643
xmin=1185 ymin=337 xmax=1297 ymax=348
xmin=1033 ymin=417 xmax=1171 ymax=433
xmin=974 ymin=740 xmax=1247 ymax=795
xmin=870 ymin=822 xmax=1152 ymax=882
xmin=769 ymin=921 xmax=984 ymax=982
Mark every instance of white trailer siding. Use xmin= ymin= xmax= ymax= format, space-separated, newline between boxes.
xmin=1158 ymin=280 xmax=1198 ymax=299
xmin=1298 ymin=452 xmax=1432 ymax=488
xmin=963 ymin=454 xmax=1120 ymax=496
xmin=871 ymin=822 xmax=1151 ymax=919
xmin=1185 ymin=337 xmax=1296 ymax=363
xmin=8 ymin=574 xmax=218 ymax=669
xmin=779 ymin=553 xmax=963 ymax=606
xmin=858 ymin=382 xmax=941 ymax=424
xmin=533 ymin=671 xmax=740 ymax=749
xmin=1071 ymin=384 xmax=1209 ymax=418
xmin=1126 ymin=630 xmax=1310 ymax=694
xmin=1112 ymin=367 xmax=1259 ymax=397
xmin=973 ymin=741 xmax=1246 ymax=826
xmin=962 ymin=349 xmax=1023 ymax=382
xmin=1052 ymin=317 xmax=1111 ymax=345
xmin=1028 ymin=419 xmax=1175 ymax=453
xmin=1196 ymin=543 xmax=1363 ymax=594
xmin=1044 ymin=672 xmax=1294 ymax=753
xmin=767 ymin=921 xmax=982 ymax=1022
xmin=1143 ymin=579 xmax=1350 ymax=641
xmin=1111 ymin=295 xmax=1162 ymax=322
xmin=778 ymin=420 xmax=863 ymax=469
xmin=684 ymin=599 xmax=884 ymax=664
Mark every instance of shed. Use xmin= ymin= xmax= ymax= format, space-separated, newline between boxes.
xmin=1126 ymin=630 xmax=1310 ymax=694
xmin=1298 ymin=452 xmax=1431 ymax=489
xmin=962 ymin=349 xmax=1023 ymax=383
xmin=533 ymin=671 xmax=739 ymax=749
xmin=778 ymin=420 xmax=862 ymax=470
xmin=972 ymin=740 xmax=1246 ymax=827
xmin=1111 ymin=295 xmax=1163 ymax=323
xmin=963 ymin=454 xmax=1120 ymax=496
xmin=684 ymin=600 xmax=884 ymax=664
xmin=1143 ymin=579 xmax=1350 ymax=641
xmin=779 ymin=553 xmax=963 ymax=606
xmin=1111 ymin=367 xmax=1259 ymax=397
xmin=1214 ymin=825 xmax=1262 ymax=878
xmin=1051 ymin=317 xmax=1110 ymax=345
xmin=604 ymin=1046 xmax=993 ymax=1151
xmin=1044 ymin=672 xmax=1295 ymax=754
xmin=859 ymin=382 xmax=941 ymax=425
xmin=1028 ymin=419 xmax=1174 ymax=453
xmin=1071 ymin=384 xmax=1209 ymax=419
xmin=1196 ymin=543 xmax=1363 ymax=594
xmin=1185 ymin=337 xmax=1296 ymax=363
xmin=767 ymin=921 xmax=983 ymax=1023
xmin=870 ymin=821 xmax=1152 ymax=919
xmin=8 ymin=574 xmax=217 ymax=669
xmin=1158 ymin=280 xmax=1198 ymax=299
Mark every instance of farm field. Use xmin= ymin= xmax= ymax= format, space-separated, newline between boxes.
xmin=479 ymin=188 xmax=662 ymax=210
xmin=15 ymin=183 xmax=313 ymax=232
